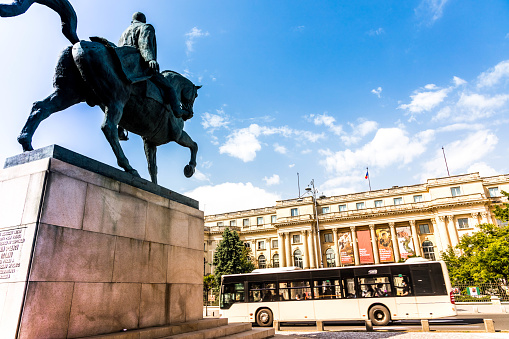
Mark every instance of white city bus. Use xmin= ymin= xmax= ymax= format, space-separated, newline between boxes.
xmin=219 ymin=259 xmax=456 ymax=327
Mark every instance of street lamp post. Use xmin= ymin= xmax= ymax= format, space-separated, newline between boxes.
xmin=299 ymin=179 xmax=325 ymax=268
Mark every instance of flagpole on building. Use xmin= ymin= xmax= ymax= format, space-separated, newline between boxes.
xmin=366 ymin=167 xmax=372 ymax=191
xmin=442 ymin=147 xmax=450 ymax=177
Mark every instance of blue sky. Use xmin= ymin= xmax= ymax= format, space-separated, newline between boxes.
xmin=1 ymin=0 xmax=509 ymax=214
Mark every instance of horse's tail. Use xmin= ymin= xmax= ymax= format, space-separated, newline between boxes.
xmin=0 ymin=0 xmax=79 ymax=44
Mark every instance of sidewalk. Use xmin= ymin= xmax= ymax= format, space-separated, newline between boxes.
xmin=456 ymin=303 xmax=508 ymax=315
xmin=274 ymin=333 xmax=508 ymax=338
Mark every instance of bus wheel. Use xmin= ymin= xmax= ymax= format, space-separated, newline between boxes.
xmin=256 ymin=308 xmax=273 ymax=327
xmin=368 ymin=305 xmax=390 ymax=326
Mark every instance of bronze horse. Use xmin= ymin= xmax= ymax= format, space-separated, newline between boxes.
xmin=17 ymin=40 xmax=201 ymax=184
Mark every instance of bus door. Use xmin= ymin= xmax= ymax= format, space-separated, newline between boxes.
xmin=277 ymin=280 xmax=315 ymax=321
xmin=220 ymin=282 xmax=248 ymax=322
xmin=336 ymin=269 xmax=361 ymax=320
xmin=391 ymin=273 xmax=418 ymax=319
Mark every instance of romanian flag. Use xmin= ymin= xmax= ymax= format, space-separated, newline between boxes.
xmin=365 ymin=169 xmax=369 ymax=179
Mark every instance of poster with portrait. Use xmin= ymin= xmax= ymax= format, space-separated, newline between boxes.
xmin=376 ymin=228 xmax=394 ymax=262
xmin=396 ymin=226 xmax=415 ymax=260
xmin=356 ymin=230 xmax=374 ymax=264
xmin=338 ymin=232 xmax=353 ymax=264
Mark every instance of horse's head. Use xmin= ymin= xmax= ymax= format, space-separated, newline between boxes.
xmin=162 ymin=71 xmax=201 ymax=121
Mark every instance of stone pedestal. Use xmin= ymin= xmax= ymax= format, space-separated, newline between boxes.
xmin=0 ymin=145 xmax=204 ymax=339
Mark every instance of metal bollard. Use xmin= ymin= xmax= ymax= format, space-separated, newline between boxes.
xmin=484 ymin=319 xmax=495 ymax=333
xmin=273 ymin=320 xmax=280 ymax=331
xmin=316 ymin=320 xmax=324 ymax=331
xmin=365 ymin=320 xmax=373 ymax=332
xmin=421 ymin=319 xmax=430 ymax=332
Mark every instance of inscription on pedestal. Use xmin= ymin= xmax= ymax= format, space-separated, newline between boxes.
xmin=0 ymin=228 xmax=27 ymax=281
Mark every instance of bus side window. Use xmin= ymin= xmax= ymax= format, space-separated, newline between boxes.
xmin=343 ymin=278 xmax=356 ymax=298
xmin=279 ymin=281 xmax=311 ymax=301
xmin=313 ymin=279 xmax=342 ymax=299
xmin=393 ymin=275 xmax=412 ymax=296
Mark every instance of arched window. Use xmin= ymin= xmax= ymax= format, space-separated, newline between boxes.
xmin=293 ymin=249 xmax=303 ymax=268
xmin=258 ymin=255 xmax=266 ymax=269
xmin=326 ymin=248 xmax=336 ymax=267
xmin=422 ymin=240 xmax=435 ymax=260
xmin=272 ymin=254 xmax=280 ymax=268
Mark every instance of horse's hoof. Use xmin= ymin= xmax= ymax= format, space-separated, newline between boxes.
xmin=17 ymin=135 xmax=34 ymax=152
xmin=184 ymin=164 xmax=195 ymax=178
xmin=127 ymin=169 xmax=141 ymax=178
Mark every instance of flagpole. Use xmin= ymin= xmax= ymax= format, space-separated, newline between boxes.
xmin=366 ymin=167 xmax=372 ymax=191
xmin=442 ymin=147 xmax=450 ymax=177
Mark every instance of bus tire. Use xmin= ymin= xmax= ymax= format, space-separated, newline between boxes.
xmin=255 ymin=308 xmax=273 ymax=327
xmin=368 ymin=305 xmax=390 ymax=326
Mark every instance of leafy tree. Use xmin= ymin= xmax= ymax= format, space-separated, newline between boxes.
xmin=212 ymin=228 xmax=255 ymax=286
xmin=203 ymin=274 xmax=217 ymax=315
xmin=442 ymin=198 xmax=509 ymax=283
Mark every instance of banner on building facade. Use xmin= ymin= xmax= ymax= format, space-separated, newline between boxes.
xmin=356 ymin=229 xmax=374 ymax=264
xmin=376 ymin=228 xmax=394 ymax=262
xmin=338 ymin=232 xmax=353 ymax=264
xmin=396 ymin=226 xmax=415 ymax=260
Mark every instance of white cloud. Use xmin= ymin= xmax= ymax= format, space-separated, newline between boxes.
xmin=321 ymin=127 xmax=434 ymax=175
xmin=367 ymin=28 xmax=385 ymax=36
xmin=289 ymin=164 xmax=295 ymax=168
xmin=467 ymin=162 xmax=499 ymax=177
xmin=185 ymin=182 xmax=280 ymax=215
xmin=192 ymin=169 xmax=211 ymax=182
xmin=311 ymin=113 xmax=343 ymax=136
xmin=453 ymin=76 xmax=467 ymax=86
xmin=219 ymin=124 xmax=262 ymax=162
xmin=477 ymin=60 xmax=509 ymax=88
xmin=263 ymin=174 xmax=280 ymax=186
xmin=415 ymin=0 xmax=449 ymax=23
xmin=371 ymin=87 xmax=382 ymax=98
xmin=201 ymin=111 xmax=229 ymax=130
xmin=419 ymin=130 xmax=498 ymax=180
xmin=398 ymin=86 xmax=450 ymax=115
xmin=455 ymin=93 xmax=509 ymax=121
xmin=273 ymin=143 xmax=287 ymax=154
xmin=185 ymin=27 xmax=210 ymax=54
xmin=341 ymin=120 xmax=379 ymax=146
xmin=437 ymin=123 xmax=485 ymax=132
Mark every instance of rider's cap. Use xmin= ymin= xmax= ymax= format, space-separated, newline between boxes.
xmin=132 ymin=12 xmax=146 ymax=23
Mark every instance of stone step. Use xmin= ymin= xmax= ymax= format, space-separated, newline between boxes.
xmin=165 ymin=323 xmax=252 ymax=339
xmin=220 ymin=327 xmax=275 ymax=339
xmin=81 ymin=318 xmax=229 ymax=338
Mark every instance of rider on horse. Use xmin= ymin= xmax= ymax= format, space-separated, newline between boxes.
xmin=116 ymin=12 xmax=184 ymax=140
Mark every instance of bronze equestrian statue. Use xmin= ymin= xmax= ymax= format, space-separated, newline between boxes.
xmin=4 ymin=4 xmax=201 ymax=184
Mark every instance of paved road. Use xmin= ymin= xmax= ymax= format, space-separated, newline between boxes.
xmin=274 ymin=313 xmax=509 ymax=332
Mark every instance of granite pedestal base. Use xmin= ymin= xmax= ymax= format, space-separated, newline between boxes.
xmin=0 ymin=146 xmax=204 ymax=338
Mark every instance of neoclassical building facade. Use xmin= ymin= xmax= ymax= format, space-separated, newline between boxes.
xmin=203 ymin=173 xmax=509 ymax=275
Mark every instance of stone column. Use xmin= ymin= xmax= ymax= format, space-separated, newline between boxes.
xmin=278 ymin=232 xmax=286 ymax=267
xmin=302 ymin=230 xmax=310 ymax=269
xmin=436 ymin=216 xmax=451 ymax=251
xmin=409 ymin=220 xmax=422 ymax=256
xmin=333 ymin=228 xmax=340 ymax=267
xmin=285 ymin=232 xmax=292 ymax=267
xmin=266 ymin=237 xmax=271 ymax=266
xmin=312 ymin=229 xmax=322 ymax=268
xmin=431 ymin=218 xmax=444 ymax=251
xmin=480 ymin=211 xmax=490 ymax=224
xmin=308 ymin=230 xmax=317 ymax=269
xmin=389 ymin=222 xmax=400 ymax=262
xmin=350 ymin=226 xmax=360 ymax=266
xmin=447 ymin=215 xmax=459 ymax=247
xmin=252 ymin=238 xmax=257 ymax=263
xmin=369 ymin=224 xmax=380 ymax=264
xmin=471 ymin=212 xmax=479 ymax=226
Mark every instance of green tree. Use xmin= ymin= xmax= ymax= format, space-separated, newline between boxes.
xmin=212 ymin=228 xmax=255 ymax=286
xmin=203 ymin=274 xmax=217 ymax=315
xmin=442 ymin=197 xmax=509 ymax=283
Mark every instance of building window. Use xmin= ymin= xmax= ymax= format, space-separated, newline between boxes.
xmin=488 ymin=187 xmax=499 ymax=197
xmin=422 ymin=240 xmax=435 ymax=260
xmin=413 ymin=195 xmax=423 ymax=203
xmin=374 ymin=200 xmax=383 ymax=207
xmin=292 ymin=234 xmax=301 ymax=243
xmin=243 ymin=219 xmax=249 ymax=227
xmin=291 ymin=208 xmax=298 ymax=217
xmin=457 ymin=218 xmax=469 ymax=229
xmin=324 ymin=233 xmax=333 ymax=243
xmin=356 ymin=202 xmax=365 ymax=210
xmin=272 ymin=239 xmax=278 ymax=248
xmin=339 ymin=204 xmax=347 ymax=212
xmin=293 ymin=249 xmax=303 ymax=268
xmin=258 ymin=241 xmax=265 ymax=250
xmin=326 ymin=248 xmax=335 ymax=267
xmin=419 ymin=224 xmax=431 ymax=234
xmin=257 ymin=217 xmax=263 ymax=225
xmin=217 ymin=222 xmax=223 ymax=227
xmin=258 ymin=255 xmax=266 ymax=269
xmin=271 ymin=215 xmax=277 ymax=223
xmin=322 ymin=206 xmax=330 ymax=214
xmin=230 ymin=220 xmax=236 ymax=227
xmin=451 ymin=187 xmax=461 ymax=197
xmin=244 ymin=242 xmax=250 ymax=248
xmin=394 ymin=197 xmax=403 ymax=205
xmin=272 ymin=254 xmax=280 ymax=268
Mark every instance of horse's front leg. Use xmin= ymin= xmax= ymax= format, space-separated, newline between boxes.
xmin=18 ymin=89 xmax=81 ymax=151
xmin=101 ymin=103 xmax=140 ymax=177
xmin=175 ymin=130 xmax=198 ymax=178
